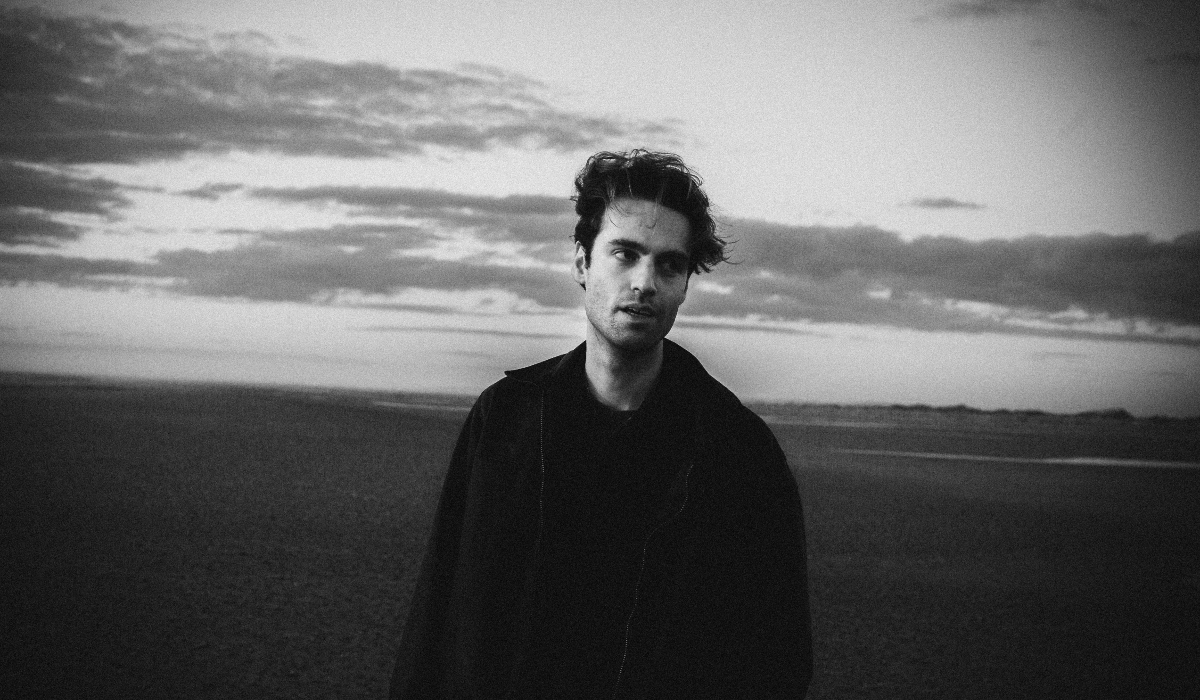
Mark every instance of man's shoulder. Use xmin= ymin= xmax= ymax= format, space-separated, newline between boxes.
xmin=498 ymin=343 xmax=582 ymax=387
xmin=701 ymin=388 xmax=780 ymax=453
xmin=473 ymin=372 xmax=540 ymax=413
xmin=468 ymin=344 xmax=579 ymax=414
xmin=665 ymin=340 xmax=776 ymax=449
xmin=675 ymin=347 xmax=797 ymax=505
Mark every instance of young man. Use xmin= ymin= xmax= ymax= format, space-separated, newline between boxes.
xmin=391 ymin=151 xmax=813 ymax=698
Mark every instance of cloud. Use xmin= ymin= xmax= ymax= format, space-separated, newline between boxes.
xmin=4 ymin=202 xmax=1198 ymax=344
xmin=905 ymin=197 xmax=985 ymax=210
xmin=149 ymin=243 xmax=577 ymax=309
xmin=250 ymin=185 xmax=573 ymax=219
xmin=924 ymin=0 xmax=1111 ymax=19
xmin=0 ymin=210 xmax=86 ymax=246
xmin=0 ymin=8 xmax=679 ymax=165
xmin=0 ymin=162 xmax=129 ymax=245
xmin=673 ymin=317 xmax=834 ymax=338
xmin=931 ymin=0 xmax=1051 ymax=19
xmin=0 ymin=163 xmax=128 ymax=214
xmin=248 ymin=223 xmax=428 ymax=250
xmin=178 ymin=183 xmax=243 ymax=200
xmin=1029 ymin=350 xmax=1088 ymax=361
xmin=244 ymin=184 xmax=577 ymax=255
xmin=353 ymin=324 xmax=578 ymax=340
xmin=709 ymin=221 xmax=1200 ymax=328
xmin=0 ymin=251 xmax=146 ymax=284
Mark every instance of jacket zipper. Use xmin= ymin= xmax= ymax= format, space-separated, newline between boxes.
xmin=611 ymin=460 xmax=694 ymax=699
xmin=509 ymin=392 xmax=548 ymax=699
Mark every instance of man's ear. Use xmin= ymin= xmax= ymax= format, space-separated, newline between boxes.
xmin=572 ymin=242 xmax=588 ymax=289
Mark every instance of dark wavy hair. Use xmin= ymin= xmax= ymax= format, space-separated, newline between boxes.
xmin=572 ymin=149 xmax=728 ymax=274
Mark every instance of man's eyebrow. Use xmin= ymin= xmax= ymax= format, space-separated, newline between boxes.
xmin=607 ymin=238 xmax=690 ymax=260
xmin=606 ymin=237 xmax=649 ymax=252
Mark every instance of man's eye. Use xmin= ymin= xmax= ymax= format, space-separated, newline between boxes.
xmin=614 ymin=249 xmax=634 ymax=261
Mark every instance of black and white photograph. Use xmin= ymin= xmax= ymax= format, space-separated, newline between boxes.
xmin=3 ymin=0 xmax=1198 ymax=697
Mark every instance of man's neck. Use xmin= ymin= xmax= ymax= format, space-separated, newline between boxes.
xmin=583 ymin=335 xmax=664 ymax=412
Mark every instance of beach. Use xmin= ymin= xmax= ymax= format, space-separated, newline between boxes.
xmin=3 ymin=375 xmax=1198 ymax=698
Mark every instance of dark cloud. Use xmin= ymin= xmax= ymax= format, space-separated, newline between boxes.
xmin=924 ymin=0 xmax=1113 ymax=19
xmin=0 ymin=163 xmax=128 ymax=213
xmin=178 ymin=183 xmax=243 ymax=200
xmin=0 ymin=209 xmax=85 ymax=246
xmin=149 ymin=243 xmax=577 ymax=309
xmin=247 ymin=185 xmax=578 ymax=255
xmin=932 ymin=0 xmax=1051 ymax=19
xmin=0 ymin=8 xmax=679 ymax=165
xmin=0 ymin=161 xmax=129 ymax=245
xmin=699 ymin=222 xmax=1200 ymax=330
xmin=0 ymin=237 xmax=576 ymax=309
xmin=0 ymin=250 xmax=147 ymax=284
xmin=905 ymin=197 xmax=985 ymax=210
xmin=4 ymin=208 xmax=1198 ymax=344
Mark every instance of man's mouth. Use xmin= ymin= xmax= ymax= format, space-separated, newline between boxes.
xmin=620 ymin=304 xmax=656 ymax=318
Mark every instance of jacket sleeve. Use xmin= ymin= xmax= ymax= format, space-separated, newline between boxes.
xmin=738 ymin=437 xmax=813 ymax=697
xmin=389 ymin=393 xmax=488 ymax=699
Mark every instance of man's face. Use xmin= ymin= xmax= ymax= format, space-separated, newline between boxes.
xmin=573 ymin=197 xmax=692 ymax=357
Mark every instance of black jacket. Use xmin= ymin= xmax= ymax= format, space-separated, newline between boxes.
xmin=391 ymin=340 xmax=813 ymax=698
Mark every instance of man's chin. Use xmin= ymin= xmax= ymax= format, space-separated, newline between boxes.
xmin=587 ymin=316 xmax=674 ymax=356
xmin=609 ymin=329 xmax=670 ymax=356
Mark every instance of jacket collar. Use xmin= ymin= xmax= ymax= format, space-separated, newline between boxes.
xmin=503 ymin=341 xmax=585 ymax=387
xmin=505 ymin=337 xmax=740 ymax=455
xmin=504 ymin=338 xmax=718 ymax=398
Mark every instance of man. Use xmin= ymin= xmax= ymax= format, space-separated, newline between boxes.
xmin=391 ymin=150 xmax=812 ymax=698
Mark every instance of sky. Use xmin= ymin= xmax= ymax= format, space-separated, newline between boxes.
xmin=1 ymin=0 xmax=1198 ymax=416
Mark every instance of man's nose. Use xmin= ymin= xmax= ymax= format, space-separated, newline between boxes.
xmin=631 ymin=261 xmax=657 ymax=295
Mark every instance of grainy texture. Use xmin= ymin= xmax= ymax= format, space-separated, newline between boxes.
xmin=2 ymin=378 xmax=462 ymax=699
xmin=2 ymin=376 xmax=1198 ymax=699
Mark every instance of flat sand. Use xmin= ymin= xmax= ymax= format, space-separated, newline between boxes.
xmin=2 ymin=376 xmax=1198 ymax=698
